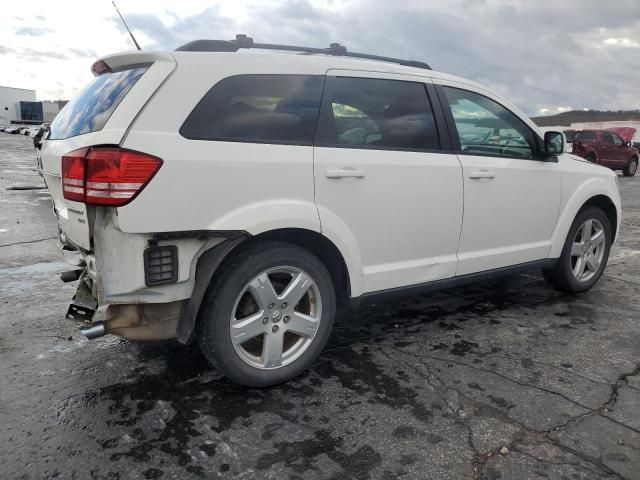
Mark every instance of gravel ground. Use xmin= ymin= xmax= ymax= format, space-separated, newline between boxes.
xmin=1 ymin=133 xmax=639 ymax=480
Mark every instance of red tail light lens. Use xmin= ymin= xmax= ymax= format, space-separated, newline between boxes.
xmin=61 ymin=148 xmax=88 ymax=202
xmin=61 ymin=147 xmax=162 ymax=206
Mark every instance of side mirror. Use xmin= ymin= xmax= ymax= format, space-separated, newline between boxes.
xmin=544 ymin=131 xmax=564 ymax=158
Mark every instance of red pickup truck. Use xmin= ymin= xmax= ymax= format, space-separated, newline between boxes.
xmin=569 ymin=127 xmax=638 ymax=176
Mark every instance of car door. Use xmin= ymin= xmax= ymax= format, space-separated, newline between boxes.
xmin=314 ymin=72 xmax=463 ymax=294
xmin=609 ymin=132 xmax=628 ymax=166
xmin=599 ymin=132 xmax=616 ymax=166
xmin=435 ymin=83 xmax=561 ymax=276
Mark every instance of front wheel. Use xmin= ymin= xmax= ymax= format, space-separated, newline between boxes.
xmin=197 ymin=241 xmax=336 ymax=387
xmin=623 ymin=157 xmax=638 ymax=177
xmin=543 ymin=207 xmax=611 ymax=293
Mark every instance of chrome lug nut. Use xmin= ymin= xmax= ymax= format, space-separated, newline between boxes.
xmin=281 ymin=302 xmax=288 ymax=309
xmin=263 ymin=318 xmax=269 ymax=324
xmin=272 ymin=325 xmax=279 ymax=333
xmin=283 ymin=316 xmax=290 ymax=323
xmin=268 ymin=303 xmax=275 ymax=310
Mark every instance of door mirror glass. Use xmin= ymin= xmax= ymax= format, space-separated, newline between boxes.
xmin=544 ymin=131 xmax=564 ymax=157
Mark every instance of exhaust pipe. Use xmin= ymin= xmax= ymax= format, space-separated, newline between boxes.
xmin=80 ymin=321 xmax=106 ymax=340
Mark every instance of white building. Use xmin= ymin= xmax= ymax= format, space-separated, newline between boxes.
xmin=0 ymin=85 xmax=37 ymax=125
xmin=42 ymin=101 xmax=64 ymax=123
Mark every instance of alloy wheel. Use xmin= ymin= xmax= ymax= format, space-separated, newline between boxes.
xmin=229 ymin=266 xmax=322 ymax=369
xmin=570 ymin=218 xmax=606 ymax=282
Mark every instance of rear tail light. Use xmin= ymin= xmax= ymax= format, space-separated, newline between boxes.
xmin=61 ymin=148 xmax=88 ymax=202
xmin=61 ymin=147 xmax=162 ymax=206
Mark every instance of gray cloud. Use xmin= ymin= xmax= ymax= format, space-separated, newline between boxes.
xmin=109 ymin=0 xmax=640 ymax=114
xmin=0 ymin=45 xmax=17 ymax=55
xmin=69 ymin=48 xmax=99 ymax=59
xmin=14 ymin=47 xmax=68 ymax=61
xmin=15 ymin=26 xmax=52 ymax=37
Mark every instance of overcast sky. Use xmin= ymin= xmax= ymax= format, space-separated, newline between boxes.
xmin=1 ymin=0 xmax=639 ymax=116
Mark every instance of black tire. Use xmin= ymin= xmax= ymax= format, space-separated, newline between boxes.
xmin=623 ymin=157 xmax=638 ymax=177
xmin=543 ymin=207 xmax=611 ymax=293
xmin=585 ymin=153 xmax=596 ymax=163
xmin=197 ymin=241 xmax=336 ymax=387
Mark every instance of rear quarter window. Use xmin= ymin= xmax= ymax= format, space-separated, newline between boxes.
xmin=180 ymin=75 xmax=324 ymax=145
xmin=49 ymin=65 xmax=149 ymax=140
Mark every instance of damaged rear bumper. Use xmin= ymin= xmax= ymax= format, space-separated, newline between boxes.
xmin=65 ymin=272 xmax=183 ymax=341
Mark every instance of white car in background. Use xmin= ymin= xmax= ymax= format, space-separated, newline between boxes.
xmin=41 ymin=36 xmax=621 ymax=386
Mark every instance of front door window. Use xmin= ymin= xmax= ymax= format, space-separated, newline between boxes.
xmin=442 ymin=86 xmax=537 ymax=159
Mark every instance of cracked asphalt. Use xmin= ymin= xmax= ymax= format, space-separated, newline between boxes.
xmin=1 ymin=133 xmax=639 ymax=480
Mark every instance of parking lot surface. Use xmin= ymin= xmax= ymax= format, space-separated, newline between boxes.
xmin=1 ymin=133 xmax=639 ymax=480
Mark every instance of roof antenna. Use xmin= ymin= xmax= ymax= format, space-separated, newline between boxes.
xmin=112 ymin=1 xmax=141 ymax=51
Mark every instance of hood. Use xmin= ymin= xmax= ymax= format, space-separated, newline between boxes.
xmin=605 ymin=127 xmax=636 ymax=143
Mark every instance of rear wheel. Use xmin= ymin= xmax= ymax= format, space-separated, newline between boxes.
xmin=543 ymin=207 xmax=611 ymax=293
xmin=623 ymin=157 xmax=638 ymax=177
xmin=197 ymin=241 xmax=336 ymax=387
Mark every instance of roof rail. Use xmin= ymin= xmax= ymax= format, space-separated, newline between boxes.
xmin=175 ymin=34 xmax=432 ymax=71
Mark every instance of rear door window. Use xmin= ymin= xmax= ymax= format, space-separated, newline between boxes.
xmin=180 ymin=75 xmax=324 ymax=145
xmin=315 ymin=77 xmax=440 ymax=150
xmin=49 ymin=65 xmax=149 ymax=140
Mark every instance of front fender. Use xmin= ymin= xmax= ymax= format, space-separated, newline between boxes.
xmin=549 ymin=175 xmax=621 ymax=258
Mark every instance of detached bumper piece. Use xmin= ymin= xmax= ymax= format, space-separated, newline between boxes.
xmin=65 ymin=274 xmax=102 ymax=338
xmin=144 ymin=244 xmax=178 ymax=286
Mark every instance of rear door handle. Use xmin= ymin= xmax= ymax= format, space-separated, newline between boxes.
xmin=468 ymin=170 xmax=495 ymax=179
xmin=325 ymin=168 xmax=366 ymax=179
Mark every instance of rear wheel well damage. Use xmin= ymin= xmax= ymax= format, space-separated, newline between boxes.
xmin=176 ymin=228 xmax=350 ymax=343
xmin=581 ymin=194 xmax=618 ymax=242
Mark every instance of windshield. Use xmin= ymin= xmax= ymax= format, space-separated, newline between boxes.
xmin=49 ymin=65 xmax=149 ymax=140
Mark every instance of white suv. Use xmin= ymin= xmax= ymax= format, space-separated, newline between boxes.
xmin=42 ymin=36 xmax=621 ymax=386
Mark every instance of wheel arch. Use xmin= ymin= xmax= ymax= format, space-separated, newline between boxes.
xmin=241 ymin=228 xmax=352 ymax=301
xmin=582 ymin=194 xmax=618 ymax=241
xmin=177 ymin=228 xmax=355 ymax=343
xmin=549 ymin=186 xmax=619 ymax=259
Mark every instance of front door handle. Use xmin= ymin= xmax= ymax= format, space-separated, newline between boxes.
xmin=326 ymin=168 xmax=366 ymax=179
xmin=468 ymin=170 xmax=495 ymax=179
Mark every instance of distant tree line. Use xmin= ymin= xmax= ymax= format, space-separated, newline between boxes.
xmin=531 ymin=110 xmax=640 ymax=127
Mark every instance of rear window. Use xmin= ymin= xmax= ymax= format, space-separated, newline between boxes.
xmin=564 ymin=130 xmax=578 ymax=142
xmin=575 ymin=131 xmax=596 ymax=141
xmin=180 ymin=75 xmax=324 ymax=145
xmin=49 ymin=65 xmax=149 ymax=140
